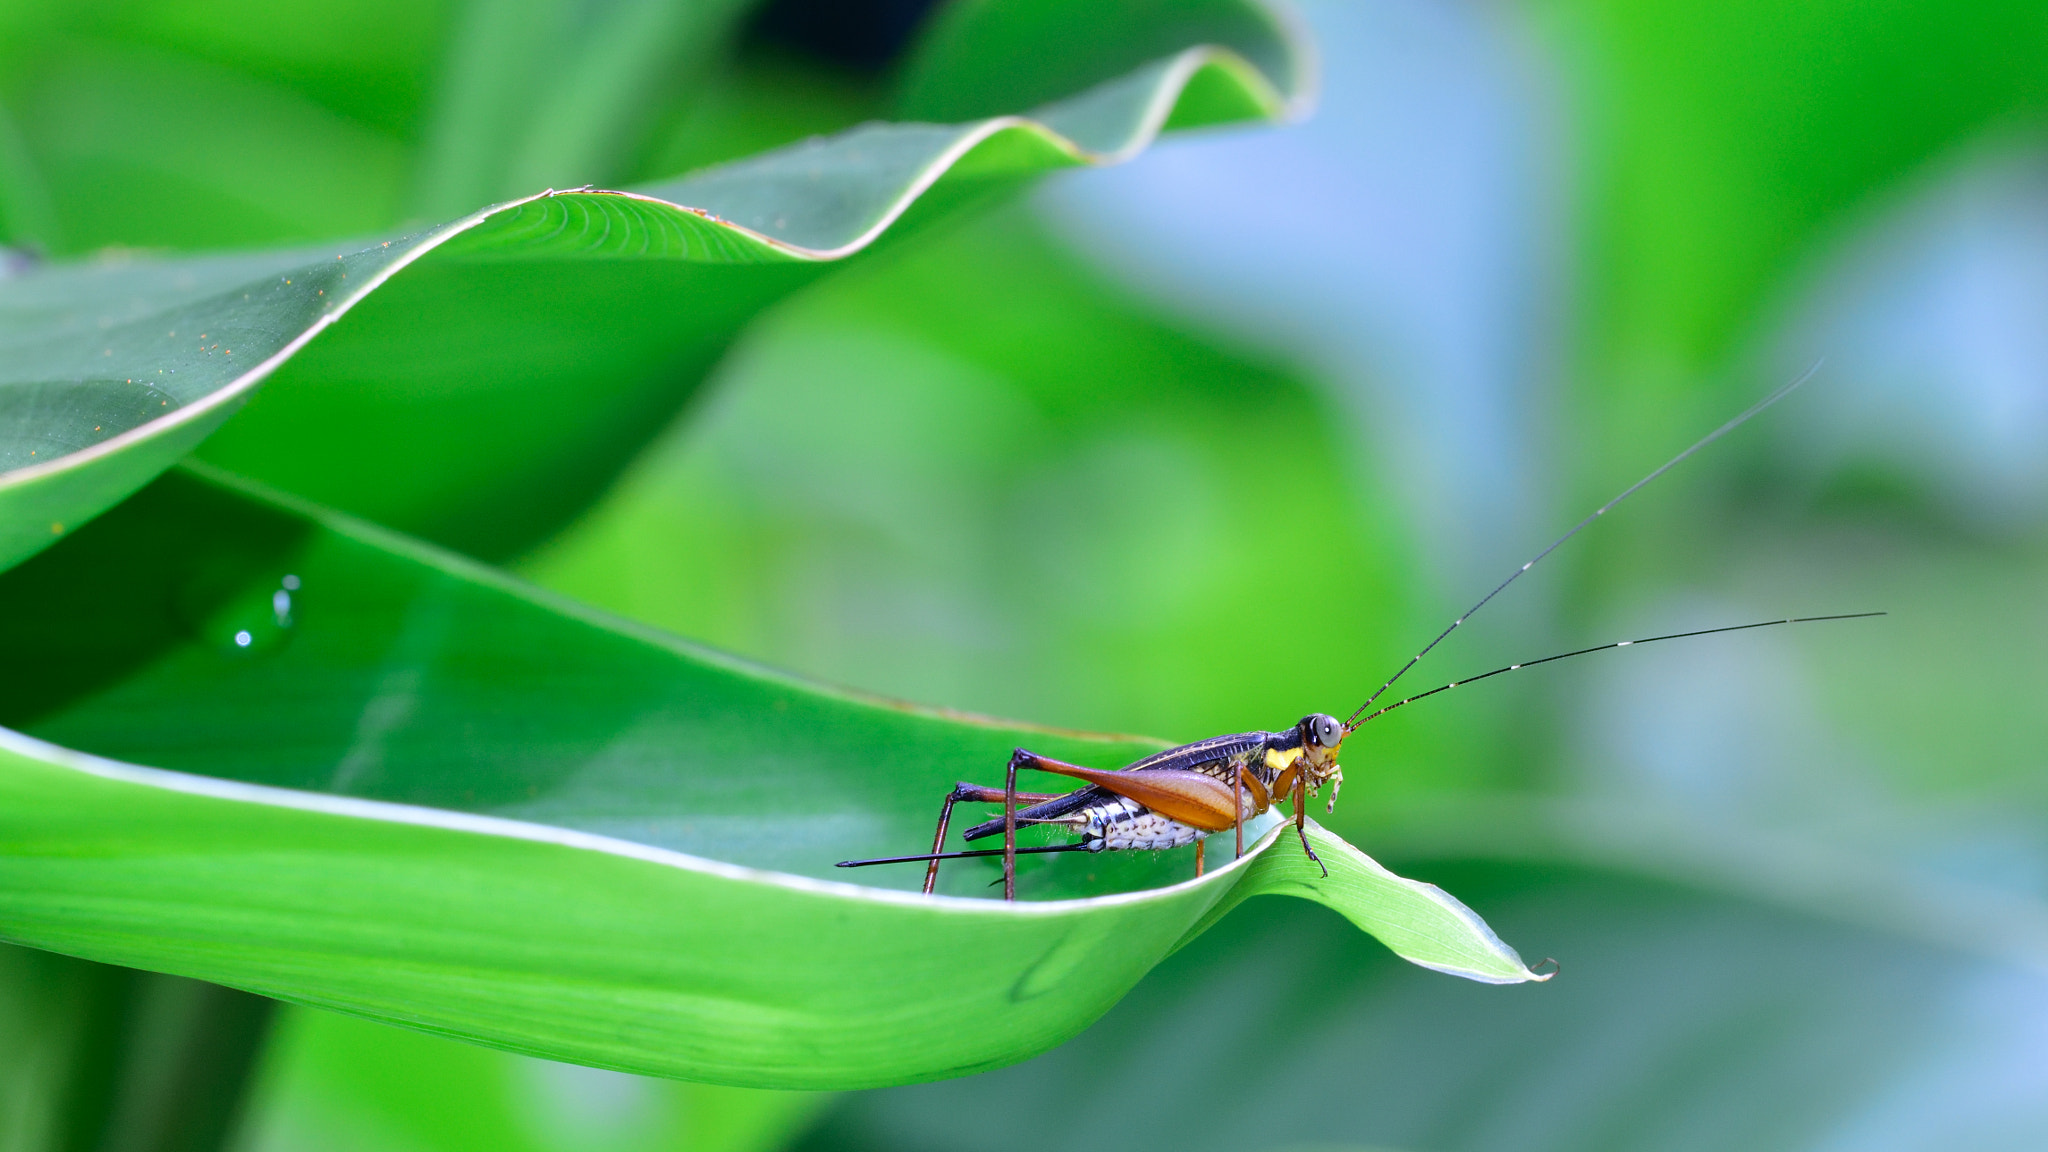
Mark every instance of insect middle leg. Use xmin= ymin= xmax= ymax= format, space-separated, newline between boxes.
xmin=1231 ymin=763 xmax=1268 ymax=860
xmin=922 ymin=781 xmax=1062 ymax=896
xmin=1234 ymin=769 xmax=1243 ymax=859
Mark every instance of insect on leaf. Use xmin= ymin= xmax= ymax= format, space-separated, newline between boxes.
xmin=0 ymin=466 xmax=1547 ymax=1089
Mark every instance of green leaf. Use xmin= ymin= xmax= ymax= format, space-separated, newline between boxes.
xmin=515 ymin=199 xmax=1473 ymax=785
xmin=0 ymin=465 xmax=1544 ymax=1089
xmin=239 ymin=1001 xmax=832 ymax=1152
xmin=899 ymin=0 xmax=1313 ymax=123
xmin=4 ymin=41 xmax=412 ymax=253
xmin=0 ymin=943 xmax=275 ymax=1152
xmin=1546 ymin=0 xmax=2048 ymax=366
xmin=409 ymin=0 xmax=755 ymax=219
xmin=0 ymin=37 xmax=1303 ymax=571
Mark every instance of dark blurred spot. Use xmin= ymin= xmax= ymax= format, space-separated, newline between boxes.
xmin=747 ymin=0 xmax=943 ymax=72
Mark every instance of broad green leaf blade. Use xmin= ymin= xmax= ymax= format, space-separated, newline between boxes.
xmin=1187 ymin=822 xmax=1546 ymax=985
xmin=0 ymin=466 xmax=1544 ymax=1088
xmin=0 ymin=40 xmax=1300 ymax=570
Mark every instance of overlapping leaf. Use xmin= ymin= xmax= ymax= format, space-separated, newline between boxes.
xmin=0 ymin=17 xmax=1309 ymax=569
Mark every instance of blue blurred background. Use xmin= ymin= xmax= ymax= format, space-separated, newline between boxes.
xmin=6 ymin=0 xmax=2047 ymax=1147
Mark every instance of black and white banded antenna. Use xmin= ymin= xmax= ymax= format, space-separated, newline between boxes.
xmin=1343 ymin=360 xmax=1824 ymax=732
xmin=1349 ymin=612 xmax=1884 ymax=728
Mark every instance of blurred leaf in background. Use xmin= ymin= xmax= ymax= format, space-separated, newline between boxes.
xmin=240 ymin=1004 xmax=828 ymax=1152
xmin=521 ymin=200 xmax=1450 ymax=768
xmin=409 ymin=0 xmax=755 ymax=218
xmin=0 ymin=0 xmax=442 ymax=252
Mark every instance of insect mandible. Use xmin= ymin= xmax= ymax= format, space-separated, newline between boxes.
xmin=839 ymin=367 xmax=1879 ymax=899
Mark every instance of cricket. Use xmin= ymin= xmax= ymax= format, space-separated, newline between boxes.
xmin=839 ymin=367 xmax=1879 ymax=900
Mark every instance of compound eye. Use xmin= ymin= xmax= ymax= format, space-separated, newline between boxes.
xmin=1314 ymin=715 xmax=1341 ymax=747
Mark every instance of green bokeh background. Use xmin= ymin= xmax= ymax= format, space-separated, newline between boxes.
xmin=5 ymin=0 xmax=2047 ymax=1148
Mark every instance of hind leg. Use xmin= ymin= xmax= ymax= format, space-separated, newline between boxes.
xmin=922 ymin=781 xmax=1061 ymax=896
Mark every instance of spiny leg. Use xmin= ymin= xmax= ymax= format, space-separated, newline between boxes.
xmin=1293 ymin=775 xmax=1326 ymax=878
xmin=1194 ymin=837 xmax=1205 ymax=878
xmin=924 ymin=782 xmax=1061 ymax=895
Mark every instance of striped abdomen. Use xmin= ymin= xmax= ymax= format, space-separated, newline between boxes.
xmin=1064 ymin=794 xmax=1204 ymax=851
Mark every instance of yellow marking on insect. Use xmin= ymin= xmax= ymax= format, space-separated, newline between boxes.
xmin=1264 ymin=745 xmax=1304 ymax=773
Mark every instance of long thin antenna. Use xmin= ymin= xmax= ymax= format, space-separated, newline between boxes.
xmin=1344 ymin=360 xmax=1823 ymax=730
xmin=1349 ymin=612 xmax=1883 ymax=727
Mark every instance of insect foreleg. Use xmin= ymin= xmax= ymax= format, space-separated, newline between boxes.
xmin=1292 ymin=774 xmax=1326 ymax=878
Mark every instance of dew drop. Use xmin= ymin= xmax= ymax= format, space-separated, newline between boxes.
xmin=174 ymin=570 xmax=301 ymax=657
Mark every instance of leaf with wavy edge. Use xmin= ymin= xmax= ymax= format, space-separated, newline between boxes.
xmin=0 ymin=39 xmax=1306 ymax=571
xmin=0 ymin=465 xmax=1544 ymax=1089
